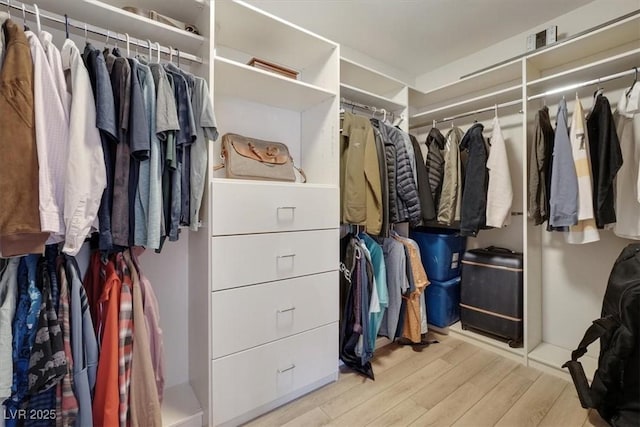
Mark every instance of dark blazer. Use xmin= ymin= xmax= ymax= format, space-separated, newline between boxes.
xmin=459 ymin=123 xmax=488 ymax=237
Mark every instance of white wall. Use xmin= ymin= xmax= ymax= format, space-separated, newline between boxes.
xmin=415 ymin=0 xmax=639 ymax=91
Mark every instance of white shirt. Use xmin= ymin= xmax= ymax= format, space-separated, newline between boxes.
xmin=567 ymin=99 xmax=600 ymax=244
xmin=39 ymin=31 xmax=71 ymax=120
xmin=485 ymin=116 xmax=513 ymax=228
xmin=614 ymin=91 xmax=640 ymax=240
xmin=60 ymin=39 xmax=107 ymax=255
xmin=26 ymin=31 xmax=69 ymax=243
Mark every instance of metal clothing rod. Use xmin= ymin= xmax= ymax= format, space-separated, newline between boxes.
xmin=341 ymin=97 xmax=380 ymax=112
xmin=528 ymin=68 xmax=637 ymax=101
xmin=437 ymin=99 xmax=522 ymax=124
xmin=0 ymin=0 xmax=203 ymax=63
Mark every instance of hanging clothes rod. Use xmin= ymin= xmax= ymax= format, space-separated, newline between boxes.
xmin=340 ymin=97 xmax=405 ymax=123
xmin=0 ymin=0 xmax=203 ymax=63
xmin=436 ymin=99 xmax=522 ymax=124
xmin=528 ymin=67 xmax=637 ymax=101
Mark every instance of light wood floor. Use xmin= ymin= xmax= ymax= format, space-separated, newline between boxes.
xmin=245 ymin=333 xmax=609 ymax=427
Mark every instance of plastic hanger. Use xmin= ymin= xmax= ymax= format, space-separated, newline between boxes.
xmin=147 ymin=39 xmax=152 ymax=61
xmin=125 ymin=33 xmax=130 ymax=57
xmin=625 ymin=67 xmax=637 ymax=97
xmin=169 ymin=46 xmax=173 ymax=63
xmin=21 ymin=4 xmax=29 ymax=31
xmin=156 ymin=42 xmax=161 ymax=63
xmin=34 ymin=4 xmax=41 ymax=33
xmin=84 ymin=23 xmax=88 ymax=44
xmin=6 ymin=0 xmax=10 ymax=19
xmin=177 ymin=48 xmax=180 ymax=68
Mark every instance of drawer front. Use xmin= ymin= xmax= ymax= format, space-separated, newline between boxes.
xmin=211 ymin=180 xmax=339 ymax=235
xmin=212 ymin=323 xmax=338 ymax=426
xmin=211 ymin=229 xmax=338 ymax=290
xmin=212 ymin=271 xmax=338 ymax=358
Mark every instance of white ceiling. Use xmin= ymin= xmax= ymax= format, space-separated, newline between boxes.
xmin=245 ymin=0 xmax=595 ymax=80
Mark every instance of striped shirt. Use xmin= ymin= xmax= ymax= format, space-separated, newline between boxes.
xmin=116 ymin=254 xmax=134 ymax=427
xmin=56 ymin=262 xmax=78 ymax=427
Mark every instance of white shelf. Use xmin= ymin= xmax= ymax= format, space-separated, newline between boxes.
xmin=528 ymin=342 xmax=598 ymax=381
xmin=410 ymin=85 xmax=522 ymax=128
xmin=340 ymin=83 xmax=405 ymax=112
xmin=340 ymin=57 xmax=406 ymax=97
xmin=448 ymin=322 xmax=525 ymax=357
xmin=215 ymin=0 xmax=337 ymax=72
xmin=162 ymin=382 xmax=204 ymax=427
xmin=35 ymin=0 xmax=205 ymax=54
xmin=99 ymin=0 xmax=207 ymax=26
xmin=214 ymin=56 xmax=336 ymax=111
xmin=527 ymin=13 xmax=640 ymax=71
xmin=410 ymin=59 xmax=522 ymax=109
xmin=528 ymin=48 xmax=640 ymax=95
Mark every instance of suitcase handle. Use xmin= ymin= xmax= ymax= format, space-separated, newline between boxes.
xmin=484 ymin=246 xmax=518 ymax=254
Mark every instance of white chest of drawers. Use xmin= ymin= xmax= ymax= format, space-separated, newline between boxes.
xmin=209 ymin=179 xmax=340 ymax=426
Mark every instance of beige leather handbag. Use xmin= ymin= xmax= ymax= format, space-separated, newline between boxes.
xmin=216 ymin=133 xmax=306 ymax=182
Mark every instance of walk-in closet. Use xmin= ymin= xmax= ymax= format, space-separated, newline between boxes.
xmin=0 ymin=1 xmax=638 ymax=426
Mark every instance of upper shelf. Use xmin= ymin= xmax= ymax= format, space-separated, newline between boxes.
xmin=527 ymin=13 xmax=640 ymax=72
xmin=410 ymin=84 xmax=522 ymax=129
xmin=528 ymin=48 xmax=640 ymax=95
xmin=214 ymin=56 xmax=336 ymax=111
xmin=410 ymin=59 xmax=522 ymax=110
xmin=215 ymin=0 xmax=337 ymax=73
xmin=340 ymin=84 xmax=405 ymax=112
xmin=340 ymin=58 xmax=406 ymax=98
xmin=97 ymin=0 xmax=207 ymax=27
xmin=34 ymin=0 xmax=205 ymax=54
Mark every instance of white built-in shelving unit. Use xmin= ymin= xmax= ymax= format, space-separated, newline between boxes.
xmin=409 ymin=10 xmax=640 ymax=381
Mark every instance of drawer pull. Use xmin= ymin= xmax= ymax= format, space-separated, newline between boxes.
xmin=277 ymin=253 xmax=296 ymax=259
xmin=277 ymin=206 xmax=297 ymax=211
xmin=277 ymin=306 xmax=296 ymax=313
xmin=277 ymin=364 xmax=296 ymax=374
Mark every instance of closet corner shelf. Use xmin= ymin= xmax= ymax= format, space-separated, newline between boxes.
xmin=448 ymin=321 xmax=525 ymax=357
xmin=409 ymin=84 xmax=522 ymax=129
xmin=528 ymin=342 xmax=598 ymax=381
xmin=526 ymin=13 xmax=640 ymax=71
xmin=340 ymin=57 xmax=407 ymax=98
xmin=35 ymin=0 xmax=205 ymax=53
xmin=214 ymin=56 xmax=336 ymax=111
xmin=409 ymin=59 xmax=522 ymax=110
xmin=162 ymin=382 xmax=204 ymax=427
xmin=215 ymin=0 xmax=337 ymax=72
xmin=340 ymin=83 xmax=405 ymax=112
xmin=527 ymin=48 xmax=640 ymax=95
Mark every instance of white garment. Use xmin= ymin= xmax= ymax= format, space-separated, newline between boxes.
xmin=26 ymin=32 xmax=69 ymax=242
xmin=614 ymin=91 xmax=640 ymax=240
xmin=567 ymin=99 xmax=600 ymax=244
xmin=39 ymin=31 xmax=71 ymax=120
xmin=485 ymin=117 xmax=513 ymax=228
xmin=60 ymin=39 xmax=107 ymax=256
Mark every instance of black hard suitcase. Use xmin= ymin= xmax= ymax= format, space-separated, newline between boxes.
xmin=460 ymin=246 xmax=523 ymax=347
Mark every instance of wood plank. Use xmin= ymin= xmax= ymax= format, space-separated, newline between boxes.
xmin=320 ymin=343 xmax=455 ymax=419
xmin=372 ymin=343 xmax=424 ymax=373
xmin=366 ymin=400 xmax=428 ymax=427
xmin=280 ymin=408 xmax=332 ymax=427
xmin=410 ymin=349 xmax=498 ymax=409
xmin=453 ymin=372 xmax=535 ymax=427
xmin=511 ymin=363 xmax=543 ymax=382
xmin=438 ymin=341 xmax=481 ymax=366
xmin=495 ymin=374 xmax=567 ymax=427
xmin=468 ymin=355 xmax=519 ymax=389
xmin=330 ymin=359 xmax=453 ymax=427
xmin=410 ymin=382 xmax=482 ymax=426
xmin=582 ymin=409 xmax=610 ymax=427
xmin=539 ymin=383 xmax=589 ymax=427
xmin=244 ymin=369 xmax=365 ymax=426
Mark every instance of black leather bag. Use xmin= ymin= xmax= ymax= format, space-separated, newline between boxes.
xmin=460 ymin=246 xmax=523 ymax=347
